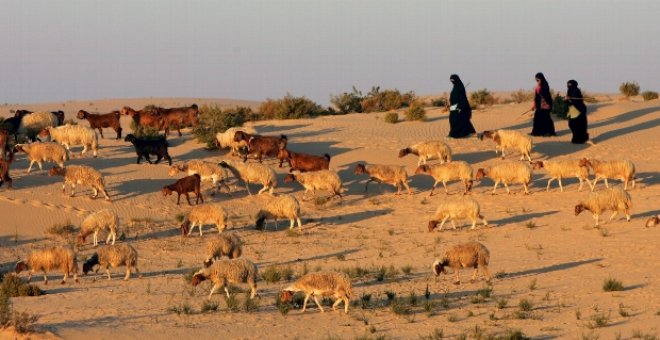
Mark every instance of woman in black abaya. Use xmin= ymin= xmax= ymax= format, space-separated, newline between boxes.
xmin=530 ymin=72 xmax=556 ymax=136
xmin=565 ymin=79 xmax=589 ymax=144
xmin=448 ymin=74 xmax=476 ymax=138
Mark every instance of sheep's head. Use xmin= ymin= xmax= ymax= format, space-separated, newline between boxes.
xmin=13 ymin=144 xmax=25 ymax=153
xmin=466 ymin=180 xmax=474 ymax=192
xmin=82 ymin=253 xmax=99 ymax=275
xmin=353 ymin=164 xmax=367 ymax=175
xmin=574 ymin=204 xmax=587 ymax=216
xmin=14 ymin=261 xmax=28 ymax=274
xmin=398 ymin=148 xmax=411 ymax=158
xmin=283 ymin=174 xmax=296 ymax=183
xmin=646 ymin=216 xmax=660 ymax=228
xmin=180 ymin=220 xmax=191 ymax=236
xmin=531 ymin=161 xmax=544 ymax=170
xmin=432 ymin=259 xmax=448 ymax=276
xmin=480 ymin=130 xmax=495 ymax=141
xmin=120 ymin=106 xmax=135 ymax=116
xmin=578 ymin=158 xmax=591 ymax=167
xmin=190 ymin=273 xmax=207 ymax=286
xmin=49 ymin=166 xmax=64 ymax=177
xmin=162 ymin=187 xmax=172 ymax=197
xmin=475 ymin=168 xmax=486 ymax=181
xmin=123 ymin=134 xmax=136 ymax=143
xmin=428 ymin=220 xmax=439 ymax=232
xmin=255 ymin=212 xmax=267 ymax=230
xmin=14 ymin=110 xmax=32 ymax=118
xmin=76 ymin=110 xmax=87 ymax=119
xmin=280 ymin=290 xmax=295 ymax=303
xmin=415 ymin=165 xmax=430 ymax=175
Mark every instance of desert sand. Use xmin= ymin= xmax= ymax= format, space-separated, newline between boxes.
xmin=1 ymin=96 xmax=658 ymax=339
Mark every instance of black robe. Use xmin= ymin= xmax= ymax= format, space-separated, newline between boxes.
xmin=567 ymin=86 xmax=589 ymax=144
xmin=448 ymin=80 xmax=476 ymax=138
xmin=531 ymin=88 xmax=556 ymax=136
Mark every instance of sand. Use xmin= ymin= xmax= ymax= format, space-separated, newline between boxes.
xmin=1 ymin=96 xmax=658 ymax=339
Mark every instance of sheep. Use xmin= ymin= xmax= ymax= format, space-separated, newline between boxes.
xmin=218 ymin=160 xmax=277 ymax=195
xmin=14 ymin=142 xmax=68 ymax=173
xmin=475 ymin=161 xmax=532 ymax=195
xmin=398 ymin=140 xmax=452 ymax=165
xmin=51 ymin=110 xmax=65 ymax=125
xmin=124 ymin=133 xmax=172 ymax=165
xmin=77 ymin=109 xmax=122 ymax=139
xmin=48 ymin=165 xmax=111 ymax=200
xmin=353 ymin=163 xmax=412 ymax=195
xmin=532 ymin=160 xmax=591 ymax=192
xmin=574 ymin=186 xmax=632 ymax=226
xmin=234 ymin=130 xmax=287 ymax=163
xmin=479 ymin=129 xmax=533 ymax=162
xmin=180 ymin=203 xmax=228 ymax=237
xmin=17 ymin=111 xmax=59 ymax=142
xmin=215 ymin=126 xmax=257 ymax=156
xmin=280 ymin=271 xmax=353 ymax=314
xmin=414 ymin=161 xmax=473 ymax=195
xmin=428 ymin=197 xmax=488 ymax=231
xmin=579 ymin=158 xmax=636 ymax=191
xmin=203 ymin=233 xmax=242 ymax=267
xmin=190 ymin=258 xmax=258 ymax=299
xmin=82 ymin=244 xmax=140 ymax=280
xmin=283 ymin=170 xmax=343 ymax=200
xmin=77 ymin=209 xmax=120 ymax=247
xmin=168 ymin=160 xmax=231 ymax=195
xmin=646 ymin=215 xmax=659 ymax=228
xmin=432 ymin=241 xmax=491 ymax=284
xmin=43 ymin=124 xmax=99 ymax=158
xmin=0 ymin=150 xmax=13 ymax=190
xmin=255 ymin=194 xmax=302 ymax=231
xmin=162 ymin=174 xmax=203 ymax=205
xmin=15 ymin=247 xmax=79 ymax=285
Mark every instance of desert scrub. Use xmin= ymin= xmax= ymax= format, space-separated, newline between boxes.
xmin=552 ymin=94 xmax=570 ymax=119
xmin=511 ymin=89 xmax=533 ymax=103
xmin=361 ymin=86 xmax=415 ymax=112
xmin=642 ymin=91 xmax=659 ymax=101
xmin=518 ymin=299 xmax=533 ymax=311
xmin=620 ymin=81 xmax=640 ymax=98
xmin=167 ymin=302 xmax=194 ymax=315
xmin=193 ymin=105 xmax=250 ymax=149
xmin=129 ymin=119 xmax=161 ymax=138
xmin=201 ymin=299 xmax=219 ymax=313
xmin=259 ymin=94 xmax=324 ymax=119
xmin=46 ymin=221 xmax=77 ymax=240
xmin=1 ymin=274 xmax=42 ymax=297
xmin=261 ymin=265 xmax=282 ymax=283
xmin=470 ymin=88 xmax=496 ymax=108
xmin=404 ymin=101 xmax=426 ymax=121
xmin=603 ymin=277 xmax=624 ymax=291
xmin=384 ymin=112 xmax=399 ymax=124
xmin=330 ymin=86 xmax=363 ymax=114
xmin=431 ymin=96 xmax=448 ymax=108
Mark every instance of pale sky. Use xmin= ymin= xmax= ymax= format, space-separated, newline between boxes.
xmin=1 ymin=0 xmax=659 ymax=105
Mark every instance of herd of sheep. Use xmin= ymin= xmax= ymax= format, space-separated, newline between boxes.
xmin=2 ymin=105 xmax=656 ymax=316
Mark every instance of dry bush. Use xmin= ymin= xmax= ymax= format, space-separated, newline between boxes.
xmin=193 ymin=105 xmax=251 ymax=149
xmin=258 ymin=94 xmax=324 ymax=120
xmin=511 ymin=89 xmax=533 ymax=103
xmin=619 ymin=81 xmax=640 ymax=98
xmin=642 ymin=91 xmax=658 ymax=101
xmin=330 ymin=87 xmax=363 ymax=114
xmin=404 ymin=101 xmax=426 ymax=121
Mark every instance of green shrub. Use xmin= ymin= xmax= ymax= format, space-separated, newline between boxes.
xmin=330 ymin=87 xmax=363 ymax=114
xmin=129 ymin=120 xmax=162 ymax=139
xmin=431 ymin=96 xmax=448 ymax=108
xmin=384 ymin=112 xmax=398 ymax=124
xmin=259 ymin=94 xmax=324 ymax=120
xmin=361 ymin=86 xmax=415 ymax=112
xmin=552 ymin=94 xmax=570 ymax=119
xmin=404 ymin=101 xmax=426 ymax=121
xmin=642 ymin=91 xmax=659 ymax=101
xmin=603 ymin=277 xmax=624 ymax=291
xmin=192 ymin=105 xmax=250 ymax=149
xmin=511 ymin=89 xmax=533 ymax=104
xmin=261 ymin=266 xmax=282 ymax=283
xmin=470 ymin=89 xmax=496 ymax=107
xmin=620 ymin=81 xmax=640 ymax=98
xmin=1 ymin=274 xmax=42 ymax=297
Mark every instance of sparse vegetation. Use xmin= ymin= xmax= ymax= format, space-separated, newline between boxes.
xmin=518 ymin=299 xmax=533 ymax=311
xmin=470 ymin=88 xmax=496 ymax=108
xmin=1 ymin=274 xmax=43 ymax=297
xmin=261 ymin=266 xmax=282 ymax=283
xmin=384 ymin=112 xmax=399 ymax=124
xmin=201 ymin=299 xmax=219 ymax=313
xmin=259 ymin=94 xmax=324 ymax=120
xmin=361 ymin=86 xmax=415 ymax=113
xmin=586 ymin=312 xmax=610 ymax=329
xmin=330 ymin=87 xmax=363 ymax=114
xmin=552 ymin=93 xmax=570 ymax=119
xmin=46 ymin=221 xmax=77 ymax=239
xmin=642 ymin=91 xmax=658 ymax=101
xmin=167 ymin=302 xmax=194 ymax=315
xmin=511 ymin=89 xmax=533 ymax=103
xmin=404 ymin=101 xmax=426 ymax=121
xmin=193 ymin=105 xmax=251 ymax=149
xmin=603 ymin=277 xmax=624 ymax=292
xmin=620 ymin=81 xmax=640 ymax=98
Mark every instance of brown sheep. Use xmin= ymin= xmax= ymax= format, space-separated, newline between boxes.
xmin=163 ymin=174 xmax=203 ymax=205
xmin=77 ymin=109 xmax=123 ymax=139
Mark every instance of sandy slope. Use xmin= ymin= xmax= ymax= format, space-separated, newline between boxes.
xmin=1 ymin=97 xmax=659 ymax=339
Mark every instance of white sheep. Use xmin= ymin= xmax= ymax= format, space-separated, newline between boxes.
xmin=215 ymin=126 xmax=258 ymax=156
xmin=45 ymin=124 xmax=99 ymax=158
xmin=646 ymin=215 xmax=659 ymax=228
xmin=480 ymin=129 xmax=533 ymax=162
xmin=82 ymin=243 xmax=141 ymax=280
xmin=168 ymin=160 xmax=232 ymax=195
xmin=475 ymin=161 xmax=532 ymax=195
xmin=398 ymin=140 xmax=452 ymax=165
xmin=191 ymin=258 xmax=258 ymax=299
xmin=414 ymin=161 xmax=473 ymax=195
xmin=432 ymin=241 xmax=491 ymax=284
xmin=532 ymin=159 xmax=591 ymax=192
xmin=280 ymin=271 xmax=353 ymax=313
xmin=203 ymin=232 xmax=242 ymax=267
xmin=218 ymin=160 xmax=276 ymax=195
xmin=428 ymin=196 xmax=488 ymax=231
xmin=17 ymin=111 xmax=59 ymax=141
xmin=353 ymin=163 xmax=412 ymax=195
xmin=180 ymin=203 xmax=228 ymax=237
xmin=255 ymin=194 xmax=303 ymax=231
xmin=15 ymin=246 xmax=79 ymax=284
xmin=574 ymin=186 xmax=632 ymax=226
xmin=13 ymin=142 xmax=68 ymax=173
xmin=283 ymin=170 xmax=343 ymax=200
xmin=48 ymin=165 xmax=111 ymax=200
xmin=77 ymin=209 xmax=119 ymax=246
xmin=579 ymin=158 xmax=636 ymax=191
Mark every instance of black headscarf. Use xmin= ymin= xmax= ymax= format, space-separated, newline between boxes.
xmin=450 ymin=74 xmax=471 ymax=114
xmin=535 ymin=72 xmax=553 ymax=110
xmin=566 ymin=79 xmax=586 ymax=114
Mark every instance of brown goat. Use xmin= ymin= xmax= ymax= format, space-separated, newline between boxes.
xmin=162 ymin=174 xmax=203 ymax=205
xmin=234 ymin=131 xmax=287 ymax=163
xmin=157 ymin=104 xmax=199 ymax=137
xmin=0 ymin=128 xmax=10 ymax=160
xmin=0 ymin=150 xmax=13 ymax=189
xmin=278 ymin=148 xmax=330 ymax=172
xmin=77 ymin=110 xmax=123 ymax=139
xmin=120 ymin=106 xmax=164 ymax=131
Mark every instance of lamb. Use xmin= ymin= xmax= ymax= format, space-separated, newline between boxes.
xmin=428 ymin=196 xmax=488 ymax=231
xmin=475 ymin=161 xmax=532 ymax=195
xmin=17 ymin=111 xmax=59 ymax=142
xmin=190 ymin=258 xmax=258 ymax=299
xmin=646 ymin=215 xmax=659 ymax=228
xmin=14 ymin=142 xmax=68 ymax=173
xmin=15 ymin=247 xmax=79 ymax=285
xmin=218 ymin=160 xmax=277 ymax=195
xmin=203 ymin=232 xmax=242 ymax=267
xmin=168 ymin=160 xmax=231 ymax=195
xmin=280 ymin=271 xmax=353 ymax=314
xmin=82 ymin=243 xmax=141 ymax=280
xmin=162 ymin=174 xmax=203 ymax=205
xmin=233 ymin=130 xmax=287 ymax=163
xmin=180 ymin=203 xmax=228 ymax=236
xmin=414 ymin=161 xmax=473 ymax=195
xmin=432 ymin=241 xmax=491 ymax=284
xmin=398 ymin=140 xmax=452 ymax=165
xmin=0 ymin=151 xmax=13 ymax=189
xmin=77 ymin=109 xmax=123 ymax=139
xmin=479 ymin=129 xmax=533 ymax=162
xmin=43 ymin=124 xmax=99 ymax=158
xmin=77 ymin=209 xmax=120 ymax=246
xmin=255 ymin=194 xmax=303 ymax=231
xmin=532 ymin=159 xmax=591 ymax=192
xmin=215 ymin=126 xmax=257 ymax=156
xmin=574 ymin=186 xmax=632 ymax=226
xmin=579 ymin=158 xmax=636 ymax=191
xmin=283 ymin=170 xmax=343 ymax=200
xmin=49 ymin=165 xmax=111 ymax=200
xmin=124 ymin=133 xmax=172 ymax=165
xmin=353 ymin=163 xmax=412 ymax=195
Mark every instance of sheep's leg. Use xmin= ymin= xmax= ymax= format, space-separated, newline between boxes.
xmin=123 ymin=266 xmax=132 ymax=280
xmin=106 ymin=268 xmax=112 ymax=280
xmin=364 ymin=179 xmax=374 ymax=193
xmin=546 ymin=178 xmax=554 ymax=192
xmin=61 ymin=182 xmax=67 ymax=194
xmin=625 ymin=209 xmax=631 ymax=222
xmin=450 ymin=220 xmax=457 ymax=230
xmin=332 ymin=298 xmax=343 ymax=311
xmin=208 ymin=284 xmax=219 ymax=299
xmin=593 ymin=214 xmax=600 ymax=227
xmin=604 ymin=178 xmax=609 ymax=188
xmin=199 ymin=223 xmax=204 ymax=236
xmin=480 ymin=214 xmax=489 ymax=227
xmin=26 ymin=271 xmax=33 ymax=283
xmin=224 ymin=286 xmax=231 ymax=298
xmin=453 ymin=269 xmax=461 ymax=285
xmin=503 ymin=183 xmax=511 ymax=194
xmin=257 ymin=185 xmax=268 ymax=195
xmin=245 ymin=181 xmax=253 ymax=195
xmin=37 ymin=161 xmax=43 ymax=171
xmin=61 ymin=270 xmax=68 ymax=284
xmin=558 ymin=178 xmax=564 ymax=192
xmin=27 ymin=161 xmax=35 ymax=173
xmin=289 ymin=219 xmax=295 ymax=230
xmin=439 ymin=216 xmax=450 ymax=231
xmin=523 ymin=182 xmax=529 ymax=195
xmin=482 ymin=266 xmax=492 ymax=283
xmin=187 ymin=222 xmax=196 ymax=236
xmin=526 ymin=153 xmax=532 ymax=163
xmin=70 ymin=183 xmax=76 ymax=197
xmin=297 ymin=218 xmax=303 ymax=232
xmin=93 ymin=231 xmax=99 ymax=246
xmin=402 ymin=180 xmax=412 ymax=195
xmin=442 ymin=181 xmax=449 ymax=195
xmin=429 ymin=181 xmax=440 ymax=196
xmin=608 ymin=211 xmax=618 ymax=223
xmin=312 ymin=295 xmax=325 ymax=313
xmin=471 ymin=218 xmax=477 ymax=230
xmin=185 ymin=193 xmax=192 ymax=206
xmin=92 ymin=187 xmax=99 ymax=198
xmin=470 ymin=267 xmax=479 ymax=282
xmin=301 ymin=294 xmax=311 ymax=313
xmin=81 ymin=145 xmax=88 ymax=157
xmin=98 ymin=128 xmax=104 ymax=138
xmin=395 ymin=181 xmax=401 ymax=195
xmin=491 ymin=181 xmax=500 ymax=195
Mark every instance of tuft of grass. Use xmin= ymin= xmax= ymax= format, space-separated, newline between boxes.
xmin=528 ymin=278 xmax=537 ymax=291
xmin=518 ymin=299 xmax=533 ymax=311
xmin=497 ymin=298 xmax=508 ymax=309
xmin=404 ymin=101 xmax=426 ymax=121
xmin=423 ymin=300 xmax=435 ymax=316
xmin=175 ymin=213 xmax=186 ymax=223
xmin=390 ymin=298 xmax=412 ymax=316
xmin=1 ymin=274 xmax=43 ymax=297
xmin=262 ymin=266 xmax=282 ymax=283
xmin=598 ymin=227 xmax=610 ymax=237
xmin=384 ymin=112 xmax=399 ymax=124
xmin=447 ymin=314 xmax=459 ymax=322
xmin=388 ymin=228 xmax=395 ymax=236
xmin=477 ymin=286 xmax=493 ymax=298
xmin=408 ymin=290 xmax=418 ymax=307
xmin=420 ymin=328 xmax=444 ymax=340
xmin=336 ymin=254 xmax=346 ymax=261
xmin=281 ymin=266 xmax=294 ymax=281
xmin=360 ymin=293 xmax=372 ymax=309
xmin=167 ymin=302 xmax=194 ymax=315
xmin=586 ymin=312 xmax=610 ymax=329
xmin=224 ymin=294 xmax=239 ymax=312
xmin=401 ymin=265 xmax=413 ymax=275
xmin=384 ymin=291 xmax=396 ymax=303
xmin=603 ymin=277 xmax=624 ymax=292
xmin=525 ymin=221 xmax=537 ymax=229
xmin=618 ymin=303 xmax=629 ymax=317
xmin=244 ymin=293 xmax=259 ymax=312
xmin=499 ymin=329 xmax=530 ymax=340
xmin=201 ymin=299 xmax=219 ymax=313
xmin=495 ymin=271 xmax=507 ymax=279
xmin=46 ymin=221 xmax=77 ymax=239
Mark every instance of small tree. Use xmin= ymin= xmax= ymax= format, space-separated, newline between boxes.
xmin=258 ymin=94 xmax=324 ymax=120
xmin=642 ymin=91 xmax=658 ymax=101
xmin=193 ymin=105 xmax=250 ymax=149
xmin=404 ymin=102 xmax=426 ymax=121
xmin=330 ymin=86 xmax=363 ymax=114
xmin=384 ymin=112 xmax=399 ymax=124
xmin=511 ymin=89 xmax=533 ymax=104
xmin=619 ymin=81 xmax=640 ymax=98
xmin=552 ymin=94 xmax=569 ymax=120
xmin=470 ymin=89 xmax=496 ymax=108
